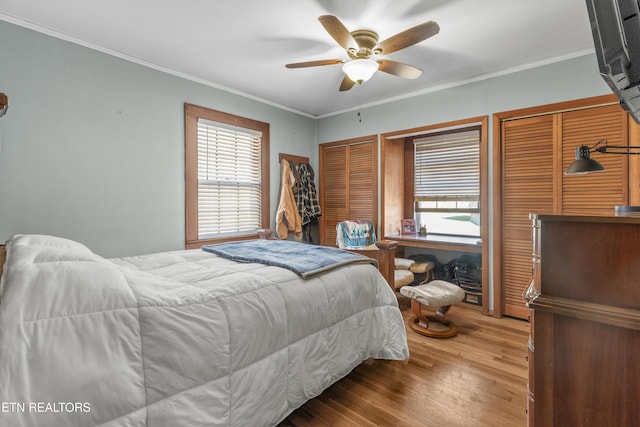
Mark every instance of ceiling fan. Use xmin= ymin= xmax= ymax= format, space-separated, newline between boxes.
xmin=286 ymin=15 xmax=440 ymax=91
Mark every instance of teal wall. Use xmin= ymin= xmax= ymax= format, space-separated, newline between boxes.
xmin=0 ymin=19 xmax=615 ymax=306
xmin=0 ymin=21 xmax=317 ymax=257
xmin=317 ymin=54 xmax=610 ymax=142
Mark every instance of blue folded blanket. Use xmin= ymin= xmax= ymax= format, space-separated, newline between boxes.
xmin=202 ymin=239 xmax=377 ymax=278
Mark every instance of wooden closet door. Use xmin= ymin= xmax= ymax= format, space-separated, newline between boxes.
xmin=502 ymin=115 xmax=555 ymax=319
xmin=320 ymin=145 xmax=348 ymax=246
xmin=560 ymin=105 xmax=628 ymax=215
xmin=499 ymin=101 xmax=630 ymax=319
xmin=348 ymin=142 xmax=377 ymax=221
xmin=319 ymin=139 xmax=377 ymax=246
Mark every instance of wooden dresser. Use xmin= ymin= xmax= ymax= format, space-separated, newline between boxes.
xmin=526 ymin=214 xmax=640 ymax=426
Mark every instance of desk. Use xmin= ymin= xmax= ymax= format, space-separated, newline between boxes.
xmin=387 ymin=233 xmax=484 ymax=310
xmin=385 ymin=233 xmax=482 ymax=253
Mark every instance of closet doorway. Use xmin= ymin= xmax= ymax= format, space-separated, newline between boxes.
xmin=318 ymin=136 xmax=378 ymax=247
xmin=492 ymin=94 xmax=632 ymax=319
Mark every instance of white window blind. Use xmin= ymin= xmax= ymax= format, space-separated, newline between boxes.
xmin=197 ymin=118 xmax=262 ymax=239
xmin=414 ymin=129 xmax=480 ymax=206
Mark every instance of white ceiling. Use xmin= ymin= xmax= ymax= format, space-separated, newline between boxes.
xmin=0 ymin=0 xmax=596 ymax=118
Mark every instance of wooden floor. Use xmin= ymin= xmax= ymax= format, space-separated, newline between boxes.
xmin=280 ymin=297 xmax=529 ymax=427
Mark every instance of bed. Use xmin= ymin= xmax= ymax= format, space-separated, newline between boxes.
xmin=0 ymin=234 xmax=408 ymax=426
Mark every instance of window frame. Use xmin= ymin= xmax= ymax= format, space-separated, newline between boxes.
xmin=184 ymin=103 xmax=270 ymax=249
xmin=412 ymin=126 xmax=481 ymax=237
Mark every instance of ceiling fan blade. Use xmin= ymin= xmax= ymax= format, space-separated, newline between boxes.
xmin=339 ymin=75 xmax=356 ymax=91
xmin=286 ymin=59 xmax=344 ymax=68
xmin=318 ymin=15 xmax=359 ymax=52
xmin=375 ymin=21 xmax=439 ymax=55
xmin=377 ymin=59 xmax=422 ymax=79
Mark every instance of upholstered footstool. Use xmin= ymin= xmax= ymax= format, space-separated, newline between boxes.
xmin=400 ymin=280 xmax=465 ymax=338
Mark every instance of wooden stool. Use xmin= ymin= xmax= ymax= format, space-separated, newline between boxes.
xmin=394 ymin=269 xmax=415 ymax=289
xmin=395 ymin=258 xmax=435 ymax=285
xmin=400 ymin=280 xmax=465 ymax=338
xmin=409 ymin=261 xmax=435 ymax=284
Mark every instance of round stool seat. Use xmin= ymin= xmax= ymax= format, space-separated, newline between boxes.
xmin=409 ymin=261 xmax=435 ymax=274
xmin=394 ymin=269 xmax=415 ymax=288
xmin=394 ymin=257 xmax=415 ymax=270
xmin=400 ymin=280 xmax=465 ymax=307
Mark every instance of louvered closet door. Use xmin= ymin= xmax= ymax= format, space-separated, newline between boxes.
xmin=321 ymin=145 xmax=348 ymax=246
xmin=319 ymin=140 xmax=377 ymax=246
xmin=502 ymin=115 xmax=555 ymax=319
xmin=348 ymin=142 xmax=377 ymax=221
xmin=560 ymin=105 xmax=628 ymax=214
xmin=500 ymin=103 xmax=630 ymax=319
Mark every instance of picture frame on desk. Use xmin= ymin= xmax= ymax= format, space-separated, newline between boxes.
xmin=401 ymin=218 xmax=416 ymax=235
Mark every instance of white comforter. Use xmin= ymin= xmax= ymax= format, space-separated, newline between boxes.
xmin=0 ymin=234 xmax=408 ymax=426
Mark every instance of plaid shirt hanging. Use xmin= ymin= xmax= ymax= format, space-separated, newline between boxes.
xmin=294 ymin=162 xmax=322 ymax=225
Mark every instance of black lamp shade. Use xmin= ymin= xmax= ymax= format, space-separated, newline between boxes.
xmin=564 ymin=145 xmax=606 ymax=175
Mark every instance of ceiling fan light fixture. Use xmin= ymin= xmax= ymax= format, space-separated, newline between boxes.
xmin=342 ymin=59 xmax=379 ymax=84
xmin=287 ymin=16 xmax=438 ymax=91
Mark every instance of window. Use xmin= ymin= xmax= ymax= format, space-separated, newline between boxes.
xmin=413 ymin=128 xmax=480 ymax=237
xmin=185 ymin=104 xmax=269 ymax=248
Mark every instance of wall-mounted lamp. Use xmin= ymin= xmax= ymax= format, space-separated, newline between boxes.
xmin=564 ymin=139 xmax=640 ymax=175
